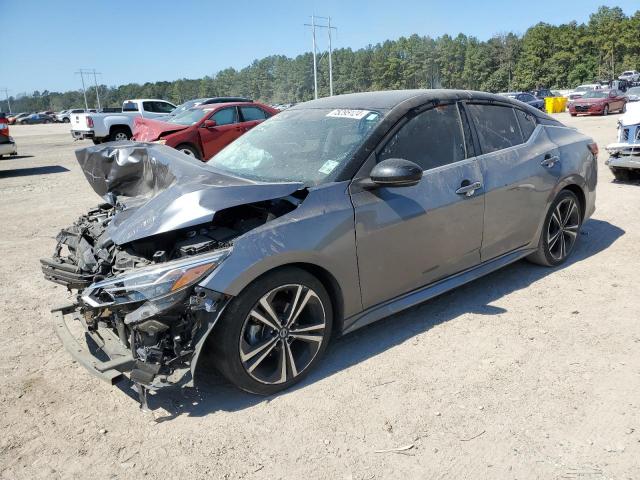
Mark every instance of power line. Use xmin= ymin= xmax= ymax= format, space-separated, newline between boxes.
xmin=304 ymin=15 xmax=337 ymax=99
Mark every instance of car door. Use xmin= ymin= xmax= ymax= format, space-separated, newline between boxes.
xmin=199 ymin=106 xmax=242 ymax=160
xmin=464 ymin=102 xmax=561 ymax=261
xmin=238 ymin=105 xmax=270 ymax=133
xmin=350 ymin=103 xmax=485 ymax=309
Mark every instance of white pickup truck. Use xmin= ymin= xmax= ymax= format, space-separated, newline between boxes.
xmin=70 ymin=99 xmax=176 ymax=144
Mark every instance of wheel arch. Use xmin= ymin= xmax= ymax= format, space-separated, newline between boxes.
xmin=561 ymin=183 xmax=586 ymax=221
xmin=175 ymin=141 xmax=203 ymax=160
xmin=108 ymin=123 xmax=132 ymax=137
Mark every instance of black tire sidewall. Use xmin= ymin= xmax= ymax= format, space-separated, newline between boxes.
xmin=540 ymin=190 xmax=582 ymax=266
xmin=212 ymin=267 xmax=333 ymax=395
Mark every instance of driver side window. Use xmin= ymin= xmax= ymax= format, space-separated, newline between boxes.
xmin=211 ymin=107 xmax=237 ymax=126
xmin=378 ymin=103 xmax=466 ymax=171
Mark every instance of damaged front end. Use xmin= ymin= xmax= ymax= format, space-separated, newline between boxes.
xmin=41 ymin=142 xmax=305 ymax=404
xmin=605 ymin=103 xmax=640 ymax=173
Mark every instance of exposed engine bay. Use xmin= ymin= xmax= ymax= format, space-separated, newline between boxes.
xmin=40 ymin=142 xmax=306 ymax=405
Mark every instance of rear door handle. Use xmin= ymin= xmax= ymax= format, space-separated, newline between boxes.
xmin=455 ymin=181 xmax=482 ymax=197
xmin=541 ymin=154 xmax=560 ymax=168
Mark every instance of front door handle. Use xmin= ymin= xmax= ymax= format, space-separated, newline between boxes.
xmin=541 ymin=154 xmax=560 ymax=168
xmin=455 ymin=181 xmax=482 ymax=197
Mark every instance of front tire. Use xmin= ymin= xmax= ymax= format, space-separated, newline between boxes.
xmin=603 ymin=104 xmax=609 ymax=116
xmin=212 ymin=267 xmax=333 ymax=395
xmin=527 ymin=190 xmax=582 ymax=267
xmin=611 ymin=167 xmax=631 ymax=182
xmin=176 ymin=144 xmax=202 ymax=160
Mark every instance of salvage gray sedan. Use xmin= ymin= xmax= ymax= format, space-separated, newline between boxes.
xmin=42 ymin=90 xmax=597 ymax=406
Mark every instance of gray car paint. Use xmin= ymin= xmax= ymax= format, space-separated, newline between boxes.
xmin=76 ymin=90 xmax=596 ymax=340
xmin=196 ymin=90 xmax=596 ymax=335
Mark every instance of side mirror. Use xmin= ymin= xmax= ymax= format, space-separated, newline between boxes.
xmin=367 ymin=158 xmax=423 ymax=188
xmin=609 ymin=92 xmax=617 ymax=98
xmin=203 ymin=119 xmax=217 ymax=128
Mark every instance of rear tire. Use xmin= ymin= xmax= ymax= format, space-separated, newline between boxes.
xmin=176 ymin=144 xmax=202 ymax=160
xmin=211 ymin=267 xmax=333 ymax=395
xmin=108 ymin=127 xmax=131 ymax=142
xmin=527 ymin=190 xmax=582 ymax=267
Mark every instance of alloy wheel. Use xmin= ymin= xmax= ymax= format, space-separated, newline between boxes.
xmin=239 ymin=284 xmax=326 ymax=385
xmin=114 ymin=132 xmax=129 ymax=141
xmin=547 ymin=197 xmax=580 ymax=261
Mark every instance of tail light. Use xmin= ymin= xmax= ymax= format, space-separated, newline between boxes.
xmin=86 ymin=116 xmax=94 ymax=128
xmin=0 ymin=117 xmax=8 ymax=137
xmin=587 ymin=143 xmax=599 ymax=157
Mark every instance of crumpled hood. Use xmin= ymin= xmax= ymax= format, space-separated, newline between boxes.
xmin=76 ymin=142 xmax=304 ymax=245
xmin=132 ymin=117 xmax=189 ymax=141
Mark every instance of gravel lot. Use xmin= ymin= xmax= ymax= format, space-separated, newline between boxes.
xmin=1 ymin=114 xmax=639 ymax=480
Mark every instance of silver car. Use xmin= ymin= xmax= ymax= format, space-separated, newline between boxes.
xmin=42 ymin=90 xmax=597 ymax=407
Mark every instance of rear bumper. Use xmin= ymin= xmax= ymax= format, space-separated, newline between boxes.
xmin=52 ymin=304 xmax=133 ymax=385
xmin=0 ymin=140 xmax=17 ymax=156
xmin=71 ymin=129 xmax=95 ymax=140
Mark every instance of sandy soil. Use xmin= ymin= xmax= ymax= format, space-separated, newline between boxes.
xmin=0 ymin=114 xmax=639 ymax=480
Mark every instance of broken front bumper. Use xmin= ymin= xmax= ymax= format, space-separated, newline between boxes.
xmin=52 ymin=304 xmax=133 ymax=384
xmin=51 ymin=289 xmax=231 ymax=390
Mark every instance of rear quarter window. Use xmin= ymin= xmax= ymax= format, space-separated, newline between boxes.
xmin=123 ymin=102 xmax=138 ymax=112
xmin=466 ymin=104 xmax=523 ymax=154
xmin=514 ymin=109 xmax=537 ymax=141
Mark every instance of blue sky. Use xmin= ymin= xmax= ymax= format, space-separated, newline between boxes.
xmin=2 ymin=0 xmax=638 ymax=95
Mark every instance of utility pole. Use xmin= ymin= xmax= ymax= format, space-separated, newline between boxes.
xmin=75 ymin=70 xmax=89 ymax=110
xmin=304 ymin=15 xmax=337 ymax=99
xmin=91 ymin=69 xmax=102 ymax=110
xmin=75 ymin=68 xmax=102 ymax=109
xmin=0 ymin=88 xmax=11 ymax=114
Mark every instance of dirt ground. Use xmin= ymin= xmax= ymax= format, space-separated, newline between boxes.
xmin=0 ymin=113 xmax=639 ymax=480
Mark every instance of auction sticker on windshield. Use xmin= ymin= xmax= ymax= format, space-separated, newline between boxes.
xmin=326 ymin=109 xmax=371 ymax=119
xmin=319 ymin=160 xmax=340 ymax=174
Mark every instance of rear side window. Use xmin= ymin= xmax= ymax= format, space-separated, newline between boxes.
xmin=466 ymin=104 xmax=523 ymax=154
xmin=514 ymin=109 xmax=537 ymax=141
xmin=123 ymin=102 xmax=138 ymax=112
xmin=379 ymin=103 xmax=466 ymax=171
xmin=240 ymin=106 xmax=268 ymax=121
xmin=211 ymin=107 xmax=237 ymax=126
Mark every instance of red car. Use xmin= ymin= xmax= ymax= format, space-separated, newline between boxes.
xmin=569 ymin=89 xmax=627 ymax=116
xmin=132 ymin=102 xmax=277 ymax=160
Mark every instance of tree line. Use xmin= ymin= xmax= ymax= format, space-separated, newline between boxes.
xmin=5 ymin=6 xmax=639 ymax=113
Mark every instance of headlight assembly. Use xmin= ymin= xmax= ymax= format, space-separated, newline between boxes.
xmin=82 ymin=248 xmax=231 ymax=307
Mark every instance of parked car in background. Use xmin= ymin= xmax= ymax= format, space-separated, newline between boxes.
xmin=531 ymin=88 xmax=555 ymax=99
xmin=500 ymin=92 xmax=544 ymax=110
xmin=132 ymin=101 xmax=277 ymax=160
xmin=70 ymin=98 xmax=176 ymax=143
xmin=42 ymin=90 xmax=597 ymax=405
xmin=16 ymin=113 xmax=56 ymax=124
xmin=8 ymin=112 xmax=30 ymax=124
xmin=605 ymin=102 xmax=640 ymax=181
xmin=0 ymin=113 xmax=18 ymax=158
xmin=160 ymin=97 xmax=253 ymax=120
xmin=568 ymin=89 xmax=627 ymax=116
xmin=566 ymin=84 xmax=603 ymax=101
xmin=625 ymin=86 xmax=640 ymax=102
xmin=57 ymin=108 xmax=95 ymax=123
xmin=619 ymin=70 xmax=640 ymax=83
